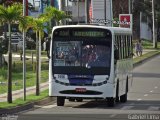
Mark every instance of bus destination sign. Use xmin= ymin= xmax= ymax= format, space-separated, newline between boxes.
xmin=56 ymin=29 xmax=107 ymax=37
xmin=73 ymin=31 xmax=105 ymax=37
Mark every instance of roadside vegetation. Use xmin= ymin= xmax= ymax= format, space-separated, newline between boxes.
xmin=0 ymin=60 xmax=48 ymax=94
xmin=0 ymin=89 xmax=48 ymax=108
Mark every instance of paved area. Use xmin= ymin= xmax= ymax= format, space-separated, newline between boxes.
xmin=0 ymin=49 xmax=156 ymax=102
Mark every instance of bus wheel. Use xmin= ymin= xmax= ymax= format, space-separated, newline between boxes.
xmin=57 ymin=97 xmax=65 ymax=106
xmin=68 ymin=98 xmax=75 ymax=102
xmin=76 ymin=98 xmax=83 ymax=102
xmin=107 ymin=97 xmax=115 ymax=107
xmin=115 ymin=80 xmax=119 ymax=102
xmin=120 ymin=79 xmax=128 ymax=103
xmin=120 ymin=94 xmax=127 ymax=103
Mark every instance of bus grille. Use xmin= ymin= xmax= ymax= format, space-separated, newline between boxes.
xmin=59 ymin=90 xmax=102 ymax=95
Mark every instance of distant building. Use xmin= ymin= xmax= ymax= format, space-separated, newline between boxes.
xmin=71 ymin=0 xmax=113 ymax=26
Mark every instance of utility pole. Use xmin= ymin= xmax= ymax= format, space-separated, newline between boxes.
xmin=85 ymin=0 xmax=89 ymax=23
xmin=23 ymin=0 xmax=26 ymax=101
xmin=104 ymin=0 xmax=106 ymax=25
xmin=77 ymin=0 xmax=80 ymax=24
xmin=152 ymin=0 xmax=157 ymax=48
xmin=128 ymin=0 xmax=131 ymax=14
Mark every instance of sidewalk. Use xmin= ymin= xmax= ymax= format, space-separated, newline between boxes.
xmin=133 ymin=49 xmax=155 ymax=58
xmin=0 ymin=49 xmax=156 ymax=102
xmin=0 ymin=82 xmax=48 ymax=102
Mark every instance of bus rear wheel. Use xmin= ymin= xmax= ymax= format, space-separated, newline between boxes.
xmin=57 ymin=97 xmax=65 ymax=106
xmin=120 ymin=94 xmax=127 ymax=103
xmin=76 ymin=98 xmax=83 ymax=102
xmin=120 ymin=79 xmax=128 ymax=103
xmin=68 ymin=98 xmax=76 ymax=102
xmin=107 ymin=97 xmax=115 ymax=107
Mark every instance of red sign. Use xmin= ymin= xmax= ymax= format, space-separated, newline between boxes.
xmin=119 ymin=14 xmax=132 ymax=28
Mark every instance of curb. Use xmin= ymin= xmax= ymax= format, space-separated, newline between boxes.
xmin=0 ymin=51 xmax=159 ymax=115
xmin=0 ymin=97 xmax=56 ymax=115
xmin=133 ymin=52 xmax=160 ymax=68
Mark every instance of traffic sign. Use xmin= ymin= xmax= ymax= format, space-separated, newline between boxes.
xmin=119 ymin=14 xmax=132 ymax=29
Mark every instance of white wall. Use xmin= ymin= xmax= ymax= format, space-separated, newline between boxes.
xmin=72 ymin=2 xmax=85 ymax=22
xmin=140 ymin=22 xmax=152 ymax=40
xmin=140 ymin=12 xmax=152 ymax=41
xmin=91 ymin=0 xmax=112 ymax=26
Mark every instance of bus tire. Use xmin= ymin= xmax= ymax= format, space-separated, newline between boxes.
xmin=76 ymin=98 xmax=83 ymax=102
xmin=68 ymin=98 xmax=75 ymax=102
xmin=120 ymin=79 xmax=128 ymax=103
xmin=115 ymin=80 xmax=119 ymax=102
xmin=57 ymin=97 xmax=65 ymax=106
xmin=107 ymin=97 xmax=115 ymax=107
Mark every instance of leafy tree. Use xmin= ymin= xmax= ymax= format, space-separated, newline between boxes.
xmin=132 ymin=0 xmax=160 ymax=48
xmin=0 ymin=3 xmax=23 ymax=103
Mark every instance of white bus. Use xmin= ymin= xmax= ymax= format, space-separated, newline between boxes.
xmin=49 ymin=25 xmax=133 ymax=107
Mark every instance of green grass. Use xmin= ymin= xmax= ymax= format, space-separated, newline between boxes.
xmin=0 ymin=61 xmax=49 ymax=94
xmin=133 ymin=51 xmax=160 ymax=63
xmin=133 ymin=40 xmax=160 ymax=49
xmin=0 ymin=89 xmax=48 ymax=108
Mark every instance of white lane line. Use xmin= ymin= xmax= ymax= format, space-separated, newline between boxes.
xmin=137 ymin=98 xmax=142 ymax=101
xmin=154 ymin=86 xmax=158 ymax=89
xmin=109 ymin=114 xmax=117 ymax=118
xmin=144 ymin=94 xmax=148 ymax=97
xmin=148 ymin=106 xmax=160 ymax=111
xmin=120 ymin=106 xmax=134 ymax=110
xmin=150 ymin=90 xmax=153 ymax=93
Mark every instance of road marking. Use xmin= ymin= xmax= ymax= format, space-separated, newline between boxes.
xmin=120 ymin=106 xmax=134 ymax=110
xmin=144 ymin=94 xmax=148 ymax=97
xmin=154 ymin=86 xmax=158 ymax=89
xmin=137 ymin=98 xmax=142 ymax=101
xmin=109 ymin=114 xmax=117 ymax=118
xmin=42 ymin=104 xmax=57 ymax=108
xmin=148 ymin=106 xmax=160 ymax=111
xmin=150 ymin=90 xmax=154 ymax=93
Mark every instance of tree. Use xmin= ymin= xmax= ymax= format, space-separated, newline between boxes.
xmin=0 ymin=3 xmax=23 ymax=103
xmin=132 ymin=0 xmax=160 ymax=48
xmin=43 ymin=6 xmax=70 ymax=26
xmin=32 ymin=17 xmax=48 ymax=96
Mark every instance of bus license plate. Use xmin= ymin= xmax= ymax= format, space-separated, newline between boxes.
xmin=75 ymin=88 xmax=87 ymax=92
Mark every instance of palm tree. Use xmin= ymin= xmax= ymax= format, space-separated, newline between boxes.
xmin=32 ymin=17 xmax=48 ymax=95
xmin=0 ymin=3 xmax=23 ymax=103
xmin=43 ymin=6 xmax=70 ymax=26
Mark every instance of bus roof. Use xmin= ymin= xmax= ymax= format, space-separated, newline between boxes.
xmin=52 ymin=25 xmax=132 ymax=35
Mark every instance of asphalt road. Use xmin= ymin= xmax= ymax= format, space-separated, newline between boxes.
xmin=17 ymin=55 xmax=160 ymax=120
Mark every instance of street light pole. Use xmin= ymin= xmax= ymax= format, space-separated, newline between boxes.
xmin=128 ymin=0 xmax=131 ymax=14
xmin=77 ymin=0 xmax=80 ymax=24
xmin=104 ymin=0 xmax=106 ymax=25
xmin=152 ymin=0 xmax=157 ymax=48
xmin=23 ymin=0 xmax=26 ymax=101
xmin=85 ymin=0 xmax=89 ymax=23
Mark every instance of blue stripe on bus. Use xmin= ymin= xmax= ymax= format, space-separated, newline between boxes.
xmin=68 ymin=75 xmax=94 ymax=85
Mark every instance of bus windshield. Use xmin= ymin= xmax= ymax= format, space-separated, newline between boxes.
xmin=54 ymin=40 xmax=111 ymax=68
